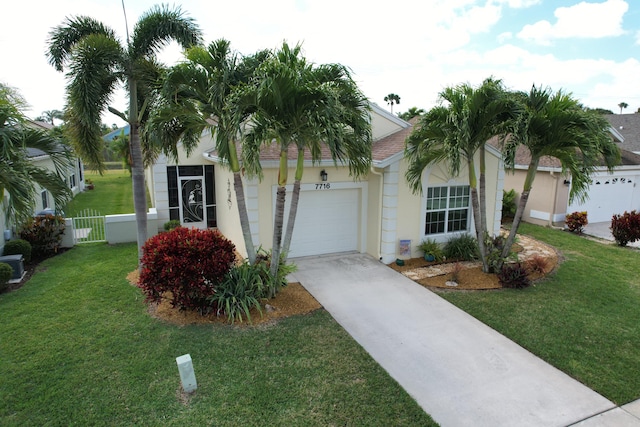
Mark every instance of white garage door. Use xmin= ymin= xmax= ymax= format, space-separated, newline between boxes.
xmin=567 ymin=176 xmax=636 ymax=223
xmin=285 ymin=188 xmax=360 ymax=258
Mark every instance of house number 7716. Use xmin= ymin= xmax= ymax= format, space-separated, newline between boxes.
xmin=315 ymin=183 xmax=331 ymax=190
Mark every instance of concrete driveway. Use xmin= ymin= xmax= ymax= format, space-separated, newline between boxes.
xmin=291 ymin=253 xmax=638 ymax=427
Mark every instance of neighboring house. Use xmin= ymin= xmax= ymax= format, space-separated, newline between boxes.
xmin=604 ymin=113 xmax=640 ymax=154
xmin=146 ymin=103 xmax=506 ymax=263
xmin=0 ymin=120 xmax=85 ymax=253
xmin=503 ymin=126 xmax=640 ymax=225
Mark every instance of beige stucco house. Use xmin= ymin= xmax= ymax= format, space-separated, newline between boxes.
xmin=147 ymin=103 xmax=505 ymax=263
xmin=502 ymin=125 xmax=640 ymax=226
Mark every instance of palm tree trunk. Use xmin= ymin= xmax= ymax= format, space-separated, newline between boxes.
xmin=271 ymin=186 xmax=286 ymax=277
xmin=128 ymin=79 xmax=148 ymax=264
xmin=479 ymin=146 xmax=487 ymax=237
xmin=233 ymin=171 xmax=256 ymax=264
xmin=282 ymin=149 xmax=305 ymax=258
xmin=499 ymin=158 xmax=539 ymax=269
xmin=468 ymin=159 xmax=489 ymax=272
xmin=270 ymin=149 xmax=289 ymax=277
xmin=282 ymin=179 xmax=301 ymax=258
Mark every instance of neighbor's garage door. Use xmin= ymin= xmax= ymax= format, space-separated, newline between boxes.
xmin=567 ymin=175 xmax=636 ymax=223
xmin=286 ymin=188 xmax=359 ymax=258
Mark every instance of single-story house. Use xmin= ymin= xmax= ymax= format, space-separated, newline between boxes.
xmin=503 ymin=123 xmax=640 ymax=225
xmin=146 ymin=103 xmax=506 ymax=263
xmin=1 ymin=120 xmax=85 ymax=252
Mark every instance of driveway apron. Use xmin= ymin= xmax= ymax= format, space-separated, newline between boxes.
xmin=292 ymin=253 xmax=615 ymax=427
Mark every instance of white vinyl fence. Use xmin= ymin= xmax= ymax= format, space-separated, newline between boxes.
xmin=63 ymin=208 xmax=158 ymax=247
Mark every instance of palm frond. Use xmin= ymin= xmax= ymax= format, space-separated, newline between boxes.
xmin=130 ymin=4 xmax=202 ymax=60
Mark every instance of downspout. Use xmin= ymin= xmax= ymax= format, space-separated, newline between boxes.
xmin=549 ymin=170 xmax=559 ymax=227
xmin=370 ymin=165 xmax=384 ymax=261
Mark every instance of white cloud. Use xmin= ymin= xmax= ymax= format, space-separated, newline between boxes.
xmin=517 ymin=0 xmax=628 ymax=44
xmin=494 ymin=0 xmax=541 ymax=8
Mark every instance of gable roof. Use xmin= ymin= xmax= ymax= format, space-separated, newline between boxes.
xmin=204 ymin=102 xmax=413 ymax=167
xmin=604 ymin=114 xmax=640 ymax=153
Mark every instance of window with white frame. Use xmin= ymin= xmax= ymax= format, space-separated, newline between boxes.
xmin=424 ymin=185 xmax=470 ymax=235
xmin=41 ymin=190 xmax=49 ymax=210
xmin=69 ymin=173 xmax=76 ymax=189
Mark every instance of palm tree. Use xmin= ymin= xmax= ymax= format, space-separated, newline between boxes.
xmin=241 ymin=42 xmax=372 ymax=277
xmin=405 ymin=78 xmax=514 ymax=272
xmin=398 ymin=107 xmax=425 ymax=121
xmin=146 ymin=39 xmax=269 ymax=264
xmin=47 ymin=5 xmax=202 ymax=262
xmin=618 ymin=102 xmax=628 ymax=114
xmin=384 ymin=93 xmax=400 ymax=114
xmin=35 ymin=110 xmax=64 ymax=126
xmin=500 ymin=86 xmax=620 ymax=265
xmin=0 ymin=84 xmax=72 ymax=224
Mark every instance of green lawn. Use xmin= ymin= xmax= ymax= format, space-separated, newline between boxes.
xmin=0 ymin=244 xmax=436 ymax=426
xmin=64 ymin=170 xmax=135 ymax=216
xmin=441 ymin=222 xmax=640 ymax=405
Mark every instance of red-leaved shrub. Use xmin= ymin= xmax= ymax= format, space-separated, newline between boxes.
xmin=138 ymin=227 xmax=236 ymax=313
xmin=565 ymin=211 xmax=588 ymax=233
xmin=611 ymin=210 xmax=640 ymax=247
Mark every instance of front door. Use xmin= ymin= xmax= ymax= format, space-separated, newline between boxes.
xmin=180 ymin=177 xmax=206 ymax=228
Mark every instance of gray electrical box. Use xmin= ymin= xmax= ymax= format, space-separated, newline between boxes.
xmin=0 ymin=254 xmax=25 ymax=281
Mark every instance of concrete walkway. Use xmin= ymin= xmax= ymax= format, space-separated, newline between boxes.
xmin=584 ymin=221 xmax=640 ymax=248
xmin=292 ymin=253 xmax=640 ymax=427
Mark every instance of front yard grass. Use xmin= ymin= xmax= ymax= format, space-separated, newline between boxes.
xmin=440 ymin=222 xmax=640 ymax=405
xmin=0 ymin=243 xmax=436 ymax=426
xmin=64 ymin=170 xmax=136 ymax=216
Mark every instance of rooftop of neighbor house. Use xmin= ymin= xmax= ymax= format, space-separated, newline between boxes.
xmin=605 ymin=113 xmax=640 ymax=153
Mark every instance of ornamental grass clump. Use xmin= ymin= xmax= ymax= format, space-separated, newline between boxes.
xmin=138 ymin=227 xmax=236 ymax=314
xmin=443 ymin=234 xmax=479 ymax=261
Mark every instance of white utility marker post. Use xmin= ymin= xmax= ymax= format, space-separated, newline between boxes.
xmin=176 ymin=354 xmax=197 ymax=393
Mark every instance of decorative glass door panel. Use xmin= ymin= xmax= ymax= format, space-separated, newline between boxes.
xmin=180 ymin=178 xmax=205 ymax=227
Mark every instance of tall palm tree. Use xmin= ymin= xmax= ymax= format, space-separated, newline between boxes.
xmin=500 ymin=86 xmax=620 ymax=265
xmin=405 ymin=78 xmax=514 ymax=272
xmin=618 ymin=102 xmax=628 ymax=114
xmin=241 ymin=42 xmax=372 ymax=277
xmin=47 ymin=5 xmax=202 ymax=262
xmin=0 ymin=84 xmax=72 ymax=224
xmin=146 ymin=39 xmax=269 ymax=264
xmin=384 ymin=93 xmax=400 ymax=114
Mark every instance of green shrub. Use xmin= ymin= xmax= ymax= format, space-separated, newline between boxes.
xmin=139 ymin=227 xmax=236 ymax=313
xmin=498 ymin=262 xmax=531 ymax=289
xmin=163 ymin=220 xmax=181 ymax=231
xmin=254 ymin=248 xmax=298 ymax=299
xmin=210 ymin=262 xmax=265 ymax=323
xmin=444 ymin=234 xmax=479 ymax=261
xmin=19 ymin=215 xmax=66 ymax=258
xmin=502 ymin=189 xmax=517 ymax=221
xmin=566 ymin=211 xmax=588 ymax=233
xmin=417 ymin=238 xmax=444 ymax=262
xmin=3 ymin=239 xmax=32 ymax=263
xmin=610 ymin=210 xmax=640 ymax=247
xmin=0 ymin=262 xmax=12 ymax=291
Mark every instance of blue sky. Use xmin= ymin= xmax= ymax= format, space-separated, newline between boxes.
xmin=2 ymin=0 xmax=639 ymax=124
